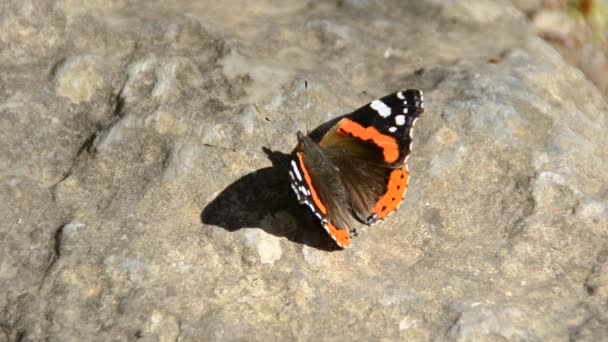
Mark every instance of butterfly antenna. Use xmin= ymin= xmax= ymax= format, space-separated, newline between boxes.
xmin=305 ymin=80 xmax=310 ymax=134
xmin=253 ymin=104 xmax=272 ymax=151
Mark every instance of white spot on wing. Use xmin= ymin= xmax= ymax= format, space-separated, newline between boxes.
xmin=370 ymin=100 xmax=391 ymax=118
xmin=397 ymin=92 xmax=404 ymax=99
xmin=389 ymin=126 xmax=397 ymax=133
xmin=395 ymin=115 xmax=406 ymax=126
xmin=291 ymin=160 xmax=302 ymax=181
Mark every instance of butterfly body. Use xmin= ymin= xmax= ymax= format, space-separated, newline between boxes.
xmin=289 ymin=89 xmax=424 ymax=248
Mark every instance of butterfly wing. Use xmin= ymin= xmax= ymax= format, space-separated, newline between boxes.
xmin=289 ymin=135 xmax=352 ymax=248
xmin=319 ymin=89 xmax=424 ymax=223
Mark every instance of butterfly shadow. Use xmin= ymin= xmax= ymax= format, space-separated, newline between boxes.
xmin=201 ymin=145 xmax=343 ymax=251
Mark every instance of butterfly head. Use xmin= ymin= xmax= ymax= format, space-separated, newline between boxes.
xmin=296 ymin=131 xmax=306 ymax=142
xmin=296 ymin=131 xmax=313 ymax=151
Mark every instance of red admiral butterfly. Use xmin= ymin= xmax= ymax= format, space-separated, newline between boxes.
xmin=289 ymin=89 xmax=424 ymax=248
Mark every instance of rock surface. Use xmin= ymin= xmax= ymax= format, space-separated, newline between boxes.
xmin=1 ymin=0 xmax=607 ymax=340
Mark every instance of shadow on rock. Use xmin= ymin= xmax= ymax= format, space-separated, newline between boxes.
xmin=201 ymin=147 xmax=340 ymax=251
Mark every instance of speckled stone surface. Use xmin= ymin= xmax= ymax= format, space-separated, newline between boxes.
xmin=1 ymin=0 xmax=607 ymax=340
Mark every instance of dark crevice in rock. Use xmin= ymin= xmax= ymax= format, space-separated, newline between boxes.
xmin=52 ymin=222 xmax=65 ymax=260
xmin=111 ymin=90 xmax=125 ymax=119
xmin=504 ymin=173 xmax=537 ymax=243
xmin=444 ymin=310 xmax=463 ymax=338
xmin=15 ymin=329 xmax=25 ymax=342
xmin=201 ymin=143 xmax=238 ymax=153
xmin=49 ymin=130 xmax=97 ymax=201
xmin=77 ymin=131 xmax=98 ymax=157
xmin=583 ymin=247 xmax=608 ymax=296
xmin=91 ymin=76 xmax=130 ymax=150
xmin=584 ymin=283 xmax=596 ymax=296
xmin=0 ymin=327 xmax=5 ymax=340
xmin=48 ymin=70 xmax=133 ymax=205
xmin=85 ymin=78 xmax=132 ymax=156
xmin=566 ymin=310 xmax=608 ymax=342
xmin=110 ymin=79 xmax=128 ymax=119
xmin=38 ymin=221 xmax=69 ymax=291
xmin=569 ymin=316 xmax=591 ymax=341
xmin=53 ymin=71 xmax=130 ymax=183
xmin=49 ymin=174 xmax=70 ymax=205
xmin=175 ymin=320 xmax=182 ymax=342
xmin=0 ymin=317 xmax=26 ymax=342
xmin=48 ymin=57 xmax=66 ymax=82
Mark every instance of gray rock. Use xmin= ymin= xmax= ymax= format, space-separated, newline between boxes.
xmin=1 ymin=0 xmax=607 ymax=340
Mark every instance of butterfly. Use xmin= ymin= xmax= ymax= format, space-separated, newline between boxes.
xmin=288 ymin=89 xmax=424 ymax=248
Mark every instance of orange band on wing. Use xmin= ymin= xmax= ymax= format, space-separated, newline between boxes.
xmin=297 ymin=153 xmax=351 ymax=248
xmin=337 ymin=118 xmax=400 ymax=163
xmin=373 ymin=166 xmax=410 ymax=219
xmin=297 ymin=152 xmax=327 ymax=215
xmin=325 ymin=221 xmax=351 ymax=248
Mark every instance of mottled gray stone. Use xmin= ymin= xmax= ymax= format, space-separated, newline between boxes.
xmin=1 ymin=0 xmax=607 ymax=341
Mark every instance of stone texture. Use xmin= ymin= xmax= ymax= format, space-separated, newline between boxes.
xmin=1 ymin=0 xmax=607 ymax=340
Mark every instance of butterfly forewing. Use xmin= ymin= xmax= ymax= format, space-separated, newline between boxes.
xmin=320 ymin=89 xmax=424 ymax=223
xmin=338 ymin=89 xmax=423 ymax=165
xmin=289 ymin=134 xmax=353 ymax=247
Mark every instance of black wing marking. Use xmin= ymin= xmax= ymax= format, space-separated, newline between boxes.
xmin=345 ymin=89 xmax=424 ymax=166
